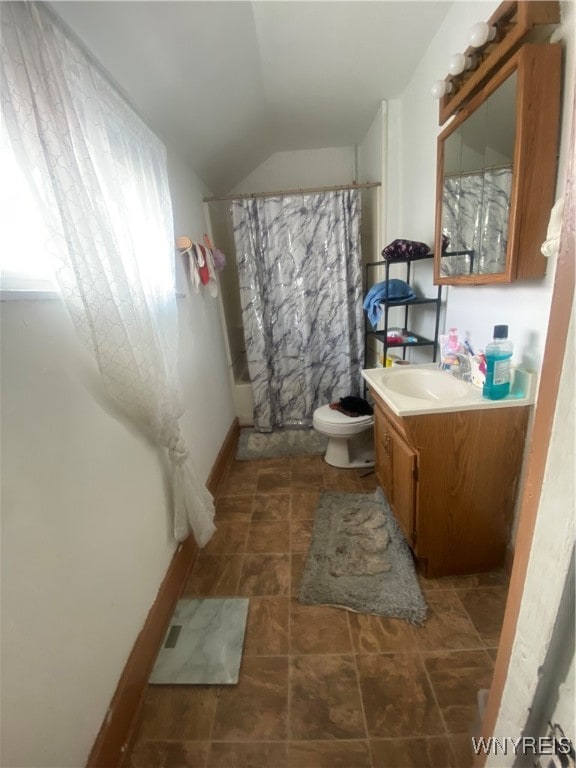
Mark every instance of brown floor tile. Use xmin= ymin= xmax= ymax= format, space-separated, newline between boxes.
xmin=356 ymin=653 xmax=443 ymax=738
xmin=450 ymin=733 xmax=475 ymax=767
xmin=207 ymin=741 xmax=288 ymax=767
xmin=215 ymin=496 xmax=254 ymax=522
xmin=211 ymin=657 xmax=288 ymax=741
xmin=323 ymin=466 xmax=362 ymax=491
xmin=230 ymin=459 xmax=265 ymax=474
xmin=203 ymin=521 xmax=248 ymax=555
xmin=413 ymin=591 xmax=483 ymax=652
xmin=370 ymin=736 xmax=456 ymax=767
xmin=449 ymin=570 xmax=508 ymax=589
xmin=246 ymin=521 xmax=291 ymax=553
xmin=291 ymin=455 xmax=325 ymax=473
xmin=218 ymin=470 xmax=258 ymax=497
xmin=127 ymin=740 xmax=209 ymax=768
xmin=423 ymin=650 xmax=494 ymax=734
xmin=486 ymin=646 xmax=499 ymax=662
xmin=255 ymin=458 xmax=291 ymax=472
xmin=418 ymin=573 xmax=456 ymax=593
xmin=290 ymin=519 xmax=314 ymax=552
xmin=358 ymin=471 xmax=378 ymax=492
xmin=128 ymin=455 xmax=509 ymax=768
xmin=243 ymin=597 xmax=290 ymax=656
xmin=348 ymin=613 xmax=417 ymax=653
xmin=288 ymin=740 xmax=371 ymax=767
xmin=289 ymin=601 xmax=352 ymax=654
xmin=239 ymin=554 xmax=291 ymax=596
xmin=183 ymin=555 xmax=243 ymax=597
xmin=252 ymin=494 xmax=291 ymax=521
xmin=290 ymin=491 xmax=321 ymax=519
xmin=256 ymin=469 xmax=291 ymax=493
xmin=289 ymin=654 xmax=365 ymax=740
xmin=290 ymin=554 xmax=307 ymax=595
xmin=133 ymin=685 xmax=218 ymax=740
xmin=457 ymin=586 xmax=508 ymax=646
xmin=291 ymin=471 xmax=326 ymax=492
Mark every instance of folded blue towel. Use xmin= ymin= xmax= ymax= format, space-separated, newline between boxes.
xmin=363 ymin=279 xmax=416 ymax=327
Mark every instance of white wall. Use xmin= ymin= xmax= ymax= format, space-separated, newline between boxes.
xmin=488 ymin=303 xmax=575 ymax=767
xmin=231 ymin=146 xmax=355 ymax=195
xmin=0 ymin=151 xmax=234 ymax=768
xmin=358 ymin=101 xmax=386 ymax=256
xmin=393 ymin=0 xmax=575 ymax=366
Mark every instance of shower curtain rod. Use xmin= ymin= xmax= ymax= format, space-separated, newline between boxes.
xmin=203 ymin=180 xmax=381 ymax=203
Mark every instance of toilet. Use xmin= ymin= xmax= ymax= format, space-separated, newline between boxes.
xmin=313 ymin=404 xmax=375 ymax=469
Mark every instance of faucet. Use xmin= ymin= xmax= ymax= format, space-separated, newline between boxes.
xmin=450 ymin=353 xmax=472 ymax=382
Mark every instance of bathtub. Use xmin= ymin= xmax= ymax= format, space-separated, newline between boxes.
xmin=232 ymin=355 xmax=254 ymax=426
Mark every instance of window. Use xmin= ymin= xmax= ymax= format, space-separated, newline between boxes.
xmin=0 ymin=132 xmax=58 ymax=293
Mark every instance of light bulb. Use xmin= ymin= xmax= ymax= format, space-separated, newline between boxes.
xmin=431 ymin=80 xmax=453 ymax=99
xmin=448 ymin=53 xmax=474 ymax=76
xmin=469 ymin=22 xmax=497 ymax=48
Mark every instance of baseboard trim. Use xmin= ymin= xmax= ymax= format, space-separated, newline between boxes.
xmin=86 ymin=418 xmax=238 ymax=767
xmin=206 ymin=416 xmax=240 ymax=496
xmin=86 ymin=536 xmax=198 ymax=768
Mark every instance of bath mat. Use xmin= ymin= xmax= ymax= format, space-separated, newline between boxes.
xmin=298 ymin=488 xmax=427 ymax=624
xmin=149 ymin=598 xmax=249 ymax=684
xmin=236 ymin=427 xmax=328 ymax=460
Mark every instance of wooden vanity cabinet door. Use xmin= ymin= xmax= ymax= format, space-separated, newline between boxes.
xmin=374 ymin=403 xmax=392 ymax=498
xmin=389 ymin=425 xmax=417 ymax=547
xmin=374 ymin=403 xmax=417 ymax=547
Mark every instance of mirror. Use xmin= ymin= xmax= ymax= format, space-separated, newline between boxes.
xmin=440 ymin=73 xmax=516 ymax=278
xmin=434 ymin=44 xmax=561 ymax=285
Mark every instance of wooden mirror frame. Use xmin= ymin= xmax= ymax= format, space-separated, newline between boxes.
xmin=434 ymin=43 xmax=561 ymax=286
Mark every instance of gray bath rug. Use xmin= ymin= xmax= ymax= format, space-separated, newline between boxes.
xmin=149 ymin=598 xmax=249 ymax=684
xmin=298 ymin=488 xmax=427 ymax=625
xmin=236 ymin=427 xmax=328 ymax=460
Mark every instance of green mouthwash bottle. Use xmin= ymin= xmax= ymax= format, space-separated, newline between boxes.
xmin=483 ymin=324 xmax=513 ymax=400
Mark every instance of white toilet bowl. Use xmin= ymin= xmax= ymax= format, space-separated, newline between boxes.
xmin=312 ymin=404 xmax=375 ymax=469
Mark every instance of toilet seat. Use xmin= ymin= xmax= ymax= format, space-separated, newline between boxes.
xmin=313 ymin=404 xmax=373 ymax=436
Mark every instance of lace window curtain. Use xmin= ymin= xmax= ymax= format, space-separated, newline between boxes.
xmin=0 ymin=2 xmax=215 ymax=546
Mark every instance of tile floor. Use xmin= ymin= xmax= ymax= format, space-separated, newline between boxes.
xmin=124 ymin=454 xmax=509 ymax=768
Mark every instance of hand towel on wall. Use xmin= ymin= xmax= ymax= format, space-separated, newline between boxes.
xmin=181 ymin=243 xmax=218 ymax=297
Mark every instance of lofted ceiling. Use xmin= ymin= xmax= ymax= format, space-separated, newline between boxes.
xmin=50 ymin=1 xmax=453 ymax=194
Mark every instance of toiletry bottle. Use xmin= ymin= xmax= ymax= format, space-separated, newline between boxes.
xmin=483 ymin=324 xmax=513 ymax=400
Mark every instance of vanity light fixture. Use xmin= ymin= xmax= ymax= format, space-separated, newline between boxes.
xmin=432 ymin=1 xmax=560 ymax=124
xmin=468 ymin=21 xmax=497 ymax=48
xmin=448 ymin=52 xmax=476 ymax=76
xmin=431 ymin=80 xmax=453 ymax=99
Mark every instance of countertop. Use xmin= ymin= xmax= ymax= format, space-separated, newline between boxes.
xmin=362 ymin=363 xmax=536 ymax=417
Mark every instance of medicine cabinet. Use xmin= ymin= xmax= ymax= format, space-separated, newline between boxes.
xmin=434 ymin=43 xmax=561 ymax=285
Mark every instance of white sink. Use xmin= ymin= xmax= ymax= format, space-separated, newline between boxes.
xmin=382 ymin=368 xmax=470 ymax=401
xmin=361 ymin=364 xmax=535 ymax=417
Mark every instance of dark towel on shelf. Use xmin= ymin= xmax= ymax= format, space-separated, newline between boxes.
xmin=329 ymin=396 xmax=374 ymax=418
xmin=382 ymin=239 xmax=431 ymax=260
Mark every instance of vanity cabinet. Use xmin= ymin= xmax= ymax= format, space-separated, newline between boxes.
xmin=374 ymin=404 xmax=417 ymax=547
xmin=371 ymin=389 xmax=530 ymax=577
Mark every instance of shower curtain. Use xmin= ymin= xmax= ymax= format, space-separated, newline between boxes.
xmin=232 ymin=189 xmax=364 ymax=432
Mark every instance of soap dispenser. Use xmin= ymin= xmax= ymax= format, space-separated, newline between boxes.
xmin=483 ymin=325 xmax=513 ymax=400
